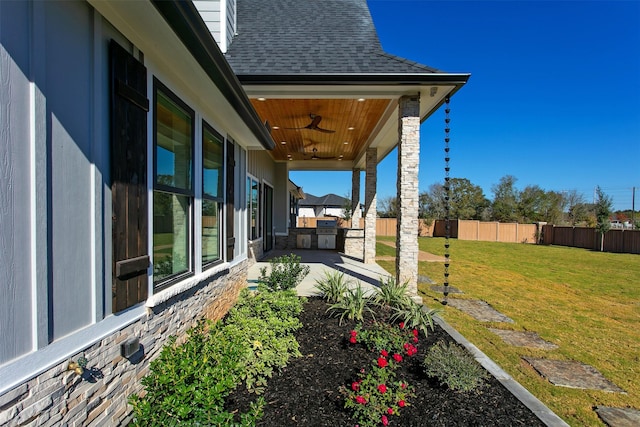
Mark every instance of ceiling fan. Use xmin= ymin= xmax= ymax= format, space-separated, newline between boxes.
xmin=286 ymin=114 xmax=336 ymax=133
xmin=306 ymin=147 xmax=336 ymax=160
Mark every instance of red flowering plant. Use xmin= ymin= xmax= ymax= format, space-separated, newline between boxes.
xmin=350 ymin=321 xmax=417 ymax=355
xmin=341 ymin=354 xmax=415 ymax=427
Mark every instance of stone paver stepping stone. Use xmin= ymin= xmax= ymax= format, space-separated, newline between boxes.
xmin=446 ymin=299 xmax=514 ymax=323
xmin=488 ymin=328 xmax=558 ymax=350
xmin=522 ymin=357 xmax=625 ymax=393
xmin=418 ymin=274 xmax=437 ymax=284
xmin=595 ymin=406 xmax=640 ymax=427
xmin=430 ymin=285 xmax=464 ymax=294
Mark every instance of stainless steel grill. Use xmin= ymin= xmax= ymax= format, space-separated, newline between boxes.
xmin=316 ymin=220 xmax=337 ymax=235
xmin=317 ymin=220 xmax=337 ymax=249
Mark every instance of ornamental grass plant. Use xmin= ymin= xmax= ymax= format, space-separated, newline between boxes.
xmin=327 ymin=283 xmax=374 ymax=324
xmin=315 ymin=270 xmax=351 ymax=303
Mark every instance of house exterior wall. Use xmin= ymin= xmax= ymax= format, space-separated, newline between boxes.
xmin=193 ymin=1 xmax=222 ymax=44
xmin=246 ymin=150 xmax=276 ymax=261
xmin=0 ymin=1 xmax=263 ymax=424
xmin=298 ymin=207 xmax=345 ymax=218
xmin=193 ymin=0 xmax=236 ymax=53
xmin=225 ymin=0 xmax=237 ymax=51
xmin=0 ymin=0 xmax=34 ymax=363
xmin=273 ymin=163 xmax=290 ymax=234
xmin=0 ymin=0 xmax=102 ymax=366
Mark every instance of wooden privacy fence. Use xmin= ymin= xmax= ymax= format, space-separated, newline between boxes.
xmin=296 ymin=217 xmax=434 ymax=236
xmin=297 ymin=217 xmax=537 ymax=243
xmin=541 ymin=225 xmax=640 ymax=254
xmin=434 ymin=220 xmax=538 ymax=244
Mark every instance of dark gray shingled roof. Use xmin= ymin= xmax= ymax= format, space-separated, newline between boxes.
xmin=225 ymin=0 xmax=442 ymax=75
xmin=300 ymin=193 xmax=350 ymax=207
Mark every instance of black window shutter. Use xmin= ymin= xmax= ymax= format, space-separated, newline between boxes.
xmin=226 ymin=140 xmax=235 ymax=261
xmin=110 ymin=40 xmax=150 ymax=312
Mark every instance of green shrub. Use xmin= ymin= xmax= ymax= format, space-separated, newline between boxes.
xmin=423 ymin=340 xmax=488 ymax=392
xmin=327 ymin=283 xmax=374 ymax=324
xmin=352 ymin=321 xmax=416 ymax=354
xmin=315 ymin=270 xmax=351 ymax=303
xmin=129 ymin=288 xmax=304 ymax=425
xmin=258 ymin=253 xmax=310 ymax=291
xmin=129 ymin=320 xmax=261 ymax=426
xmin=224 ymin=287 xmax=304 ymax=393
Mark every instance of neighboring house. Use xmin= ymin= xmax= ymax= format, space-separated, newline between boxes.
xmin=299 ymin=193 xmax=351 ymax=218
xmin=0 ymin=0 xmax=468 ymax=425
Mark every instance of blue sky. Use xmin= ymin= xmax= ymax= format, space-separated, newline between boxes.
xmin=290 ymin=0 xmax=640 ymax=211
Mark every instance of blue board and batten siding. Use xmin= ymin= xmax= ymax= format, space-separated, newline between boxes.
xmin=1 ymin=0 xmax=261 ymax=384
xmin=0 ymin=0 xmax=110 ymax=364
xmin=1 ymin=0 xmax=33 ymax=363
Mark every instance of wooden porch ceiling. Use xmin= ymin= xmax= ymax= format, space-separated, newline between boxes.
xmin=250 ymin=98 xmax=392 ymax=164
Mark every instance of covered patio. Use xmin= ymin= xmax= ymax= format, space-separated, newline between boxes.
xmin=246 ymin=249 xmax=392 ymax=296
xmin=226 ymin=0 xmax=469 ymax=299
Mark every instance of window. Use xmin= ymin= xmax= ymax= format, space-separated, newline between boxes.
xmin=202 ymin=122 xmax=223 ymax=266
xmin=153 ymin=80 xmax=194 ymax=287
xmin=247 ymin=175 xmax=259 ymax=240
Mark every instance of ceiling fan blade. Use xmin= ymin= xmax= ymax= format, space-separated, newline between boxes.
xmin=284 ymin=114 xmax=336 ymax=133
xmin=306 ymin=115 xmax=323 ymax=129
xmin=314 ymin=127 xmax=336 ymax=134
xmin=307 ymin=147 xmax=336 ymax=160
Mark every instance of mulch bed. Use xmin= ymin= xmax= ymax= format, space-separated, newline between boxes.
xmin=226 ymin=297 xmax=546 ymax=426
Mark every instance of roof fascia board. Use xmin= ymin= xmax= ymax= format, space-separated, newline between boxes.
xmin=150 ymin=0 xmax=275 ymax=150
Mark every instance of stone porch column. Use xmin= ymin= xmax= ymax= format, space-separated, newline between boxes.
xmin=363 ymin=149 xmax=377 ymax=263
xmin=351 ymin=169 xmax=361 ymax=229
xmin=396 ymin=95 xmax=420 ymax=299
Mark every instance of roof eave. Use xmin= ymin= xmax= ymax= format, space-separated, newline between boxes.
xmin=236 ymin=73 xmax=471 ymax=86
xmin=151 ymin=1 xmax=275 ymax=150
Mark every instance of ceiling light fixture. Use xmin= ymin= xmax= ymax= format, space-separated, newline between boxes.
xmin=357 ymin=98 xmax=365 ymax=102
xmin=343 ymin=141 xmax=349 ymax=145
xmin=272 ymin=126 xmax=280 ymax=130
xmin=257 ymin=97 xmax=266 ymax=101
xmin=348 ymin=127 xmax=355 ymax=131
xmin=281 ymin=141 xmax=286 ymax=145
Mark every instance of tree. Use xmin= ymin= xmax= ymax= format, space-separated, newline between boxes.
xmin=419 ymin=178 xmax=489 ymax=221
xmin=377 ymin=196 xmax=398 ymax=218
xmin=517 ymin=186 xmax=564 ymax=224
xmin=538 ymin=190 xmax=564 ymax=224
xmin=491 ymin=175 xmax=519 ymax=222
xmin=341 ymin=192 xmax=352 ymax=221
xmin=594 ymin=186 xmax=613 ymax=251
xmin=419 ymin=183 xmax=446 ymax=221
xmin=448 ymin=178 xmax=489 ymax=220
xmin=563 ymin=190 xmax=588 ymax=225
xmin=517 ymin=185 xmax=545 ymax=222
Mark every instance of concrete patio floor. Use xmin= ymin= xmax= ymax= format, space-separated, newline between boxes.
xmin=246 ymin=249 xmax=392 ymax=296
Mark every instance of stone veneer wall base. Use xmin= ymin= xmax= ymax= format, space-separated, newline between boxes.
xmin=0 ymin=261 xmax=247 ymax=427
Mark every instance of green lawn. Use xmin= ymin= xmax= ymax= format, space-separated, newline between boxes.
xmin=376 ymin=236 xmax=640 ymax=427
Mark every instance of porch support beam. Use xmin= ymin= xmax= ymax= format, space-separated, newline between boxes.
xmin=396 ymin=95 xmax=421 ymax=299
xmin=351 ymin=169 xmax=361 ymax=229
xmin=363 ymin=149 xmax=377 ymax=263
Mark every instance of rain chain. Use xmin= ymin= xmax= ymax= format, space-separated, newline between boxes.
xmin=443 ymin=97 xmax=451 ymax=305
